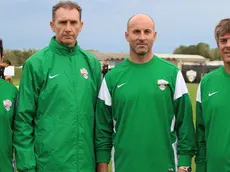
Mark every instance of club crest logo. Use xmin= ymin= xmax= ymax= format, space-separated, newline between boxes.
xmin=158 ymin=79 xmax=169 ymax=91
xmin=186 ymin=70 xmax=197 ymax=82
xmin=80 ymin=68 xmax=88 ymax=79
xmin=3 ymin=99 xmax=12 ymax=111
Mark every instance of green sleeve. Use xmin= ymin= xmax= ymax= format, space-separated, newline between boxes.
xmin=11 ymin=87 xmax=18 ymax=129
xmin=174 ymin=93 xmax=196 ymax=167
xmin=195 ymin=100 xmax=206 ymax=172
xmin=95 ymin=60 xmax=102 ymax=99
xmin=95 ymin=78 xmax=113 ymax=163
xmin=13 ymin=60 xmax=39 ymax=171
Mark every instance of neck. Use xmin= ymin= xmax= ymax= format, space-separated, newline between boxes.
xmin=224 ymin=62 xmax=230 ymax=74
xmin=129 ymin=51 xmax=153 ymax=64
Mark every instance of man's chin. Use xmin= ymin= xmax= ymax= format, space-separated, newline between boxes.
xmin=136 ymin=51 xmax=148 ymax=56
xmin=61 ymin=40 xmax=76 ymax=47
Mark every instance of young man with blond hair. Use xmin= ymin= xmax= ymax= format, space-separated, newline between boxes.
xmin=196 ymin=18 xmax=230 ymax=172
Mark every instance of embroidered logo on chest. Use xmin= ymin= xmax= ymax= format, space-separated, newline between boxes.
xmin=80 ymin=68 xmax=88 ymax=79
xmin=3 ymin=99 xmax=12 ymax=111
xmin=157 ymin=79 xmax=169 ymax=91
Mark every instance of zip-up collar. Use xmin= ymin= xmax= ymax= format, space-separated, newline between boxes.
xmin=49 ymin=36 xmax=80 ymax=56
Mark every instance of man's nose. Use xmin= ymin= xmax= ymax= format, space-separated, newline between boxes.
xmin=226 ymin=39 xmax=230 ymax=47
xmin=65 ymin=22 xmax=71 ymax=32
xmin=138 ymin=32 xmax=147 ymax=40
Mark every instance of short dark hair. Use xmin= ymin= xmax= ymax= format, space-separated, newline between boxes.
xmin=52 ymin=1 xmax=82 ymax=21
xmin=3 ymin=60 xmax=11 ymax=65
xmin=0 ymin=39 xmax=3 ymax=57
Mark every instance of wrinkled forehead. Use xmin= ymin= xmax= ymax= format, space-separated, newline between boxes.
xmin=129 ymin=22 xmax=155 ymax=32
xmin=54 ymin=8 xmax=80 ymax=21
xmin=128 ymin=18 xmax=155 ymax=31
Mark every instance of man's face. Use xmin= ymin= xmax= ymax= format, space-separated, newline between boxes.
xmin=50 ymin=8 xmax=83 ymax=47
xmin=1 ymin=62 xmax=9 ymax=67
xmin=218 ymin=33 xmax=230 ymax=63
xmin=103 ymin=60 xmax=108 ymax=65
xmin=125 ymin=17 xmax=156 ymax=56
xmin=2 ymin=63 xmax=9 ymax=67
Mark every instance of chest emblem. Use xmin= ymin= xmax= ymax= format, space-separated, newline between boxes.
xmin=158 ymin=79 xmax=169 ymax=91
xmin=3 ymin=99 xmax=12 ymax=111
xmin=80 ymin=68 xmax=88 ymax=79
xmin=186 ymin=70 xmax=197 ymax=82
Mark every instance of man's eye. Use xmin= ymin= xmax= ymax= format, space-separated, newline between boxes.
xmin=71 ymin=21 xmax=78 ymax=24
xmin=133 ymin=30 xmax=140 ymax=34
xmin=220 ymin=39 xmax=227 ymax=43
xmin=145 ymin=30 xmax=151 ymax=34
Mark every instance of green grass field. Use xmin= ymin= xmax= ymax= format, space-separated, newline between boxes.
xmin=13 ymin=68 xmax=198 ymax=172
xmin=13 ymin=67 xmax=22 ymax=87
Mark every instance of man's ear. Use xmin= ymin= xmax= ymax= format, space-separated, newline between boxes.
xmin=79 ymin=21 xmax=84 ymax=33
xmin=153 ymin=31 xmax=157 ymax=41
xmin=50 ymin=21 xmax=55 ymax=32
xmin=125 ymin=32 xmax=129 ymax=42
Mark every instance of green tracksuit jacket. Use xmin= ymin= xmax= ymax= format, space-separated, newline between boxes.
xmin=196 ymin=66 xmax=230 ymax=172
xmin=0 ymin=79 xmax=18 ymax=172
xmin=13 ymin=37 xmax=101 ymax=172
xmin=95 ymin=56 xmax=196 ymax=172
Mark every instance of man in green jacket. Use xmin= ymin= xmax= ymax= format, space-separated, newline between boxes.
xmin=95 ymin=14 xmax=196 ymax=172
xmin=0 ymin=40 xmax=18 ymax=172
xmin=196 ymin=18 xmax=230 ymax=172
xmin=13 ymin=1 xmax=101 ymax=172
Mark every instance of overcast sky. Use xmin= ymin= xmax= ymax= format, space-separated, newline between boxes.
xmin=0 ymin=0 xmax=229 ymax=53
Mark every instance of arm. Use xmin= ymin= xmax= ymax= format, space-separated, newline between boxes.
xmin=195 ymin=84 xmax=206 ymax=172
xmin=5 ymin=76 xmax=13 ymax=84
xmin=96 ymin=163 xmax=108 ymax=172
xmin=173 ymin=71 xmax=196 ymax=168
xmin=13 ymin=60 xmax=39 ymax=172
xmin=95 ymin=78 xmax=113 ymax=172
xmin=95 ymin=60 xmax=102 ymax=102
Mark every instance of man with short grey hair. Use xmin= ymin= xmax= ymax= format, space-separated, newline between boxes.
xmin=13 ymin=1 xmax=101 ymax=172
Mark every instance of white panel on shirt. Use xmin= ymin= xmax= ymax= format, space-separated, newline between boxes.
xmin=174 ymin=70 xmax=188 ymax=101
xmin=98 ymin=78 xmax=112 ymax=106
xmin=196 ymin=83 xmax=201 ymax=103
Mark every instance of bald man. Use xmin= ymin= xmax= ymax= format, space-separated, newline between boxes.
xmin=95 ymin=14 xmax=196 ymax=172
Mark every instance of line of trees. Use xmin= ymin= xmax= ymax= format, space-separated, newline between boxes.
xmin=173 ymin=42 xmax=221 ymax=60
xmin=3 ymin=49 xmax=98 ymax=66
xmin=3 ymin=42 xmax=221 ymax=66
xmin=3 ymin=49 xmax=39 ymax=66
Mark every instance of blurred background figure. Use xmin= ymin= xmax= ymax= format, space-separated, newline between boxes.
xmin=102 ymin=59 xmax=109 ymax=77
xmin=0 ymin=39 xmax=4 ymax=79
xmin=0 ymin=59 xmax=14 ymax=84
xmin=0 ymin=39 xmax=14 ymax=84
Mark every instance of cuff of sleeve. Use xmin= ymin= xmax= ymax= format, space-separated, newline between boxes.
xmin=96 ymin=150 xmax=111 ymax=163
xmin=178 ymin=154 xmax=192 ymax=167
xmin=196 ymin=162 xmax=206 ymax=172
xmin=22 ymin=168 xmax=36 ymax=172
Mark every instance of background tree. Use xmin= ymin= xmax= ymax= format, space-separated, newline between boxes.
xmin=173 ymin=42 xmax=221 ymax=60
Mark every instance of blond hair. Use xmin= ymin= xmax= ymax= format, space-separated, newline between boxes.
xmin=215 ymin=18 xmax=230 ymax=44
